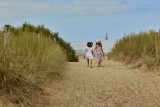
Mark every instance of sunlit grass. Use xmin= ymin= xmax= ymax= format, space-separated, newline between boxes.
xmin=0 ymin=31 xmax=65 ymax=106
xmin=108 ymin=30 xmax=160 ymax=69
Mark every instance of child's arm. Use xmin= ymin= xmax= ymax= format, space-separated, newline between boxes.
xmin=101 ymin=47 xmax=104 ymax=56
xmin=84 ymin=48 xmax=87 ymax=59
xmin=94 ymin=46 xmax=97 ymax=51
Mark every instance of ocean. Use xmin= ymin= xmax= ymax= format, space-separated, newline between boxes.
xmin=69 ymin=41 xmax=115 ymax=53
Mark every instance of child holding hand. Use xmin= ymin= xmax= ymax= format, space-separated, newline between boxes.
xmin=84 ymin=42 xmax=94 ymax=68
xmin=94 ymin=39 xmax=104 ymax=67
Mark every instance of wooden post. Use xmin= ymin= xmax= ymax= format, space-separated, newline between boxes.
xmin=155 ymin=32 xmax=159 ymax=58
xmin=105 ymin=33 xmax=108 ymax=60
xmin=3 ymin=25 xmax=10 ymax=51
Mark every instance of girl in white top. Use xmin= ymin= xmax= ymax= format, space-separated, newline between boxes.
xmin=85 ymin=42 xmax=94 ymax=68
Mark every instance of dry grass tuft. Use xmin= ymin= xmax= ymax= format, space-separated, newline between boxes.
xmin=108 ymin=30 xmax=160 ymax=70
xmin=0 ymin=31 xmax=65 ymax=106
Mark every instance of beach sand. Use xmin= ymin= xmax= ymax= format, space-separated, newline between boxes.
xmin=45 ymin=57 xmax=160 ymax=107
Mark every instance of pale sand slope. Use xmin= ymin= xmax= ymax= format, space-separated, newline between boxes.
xmin=46 ymin=57 xmax=160 ymax=107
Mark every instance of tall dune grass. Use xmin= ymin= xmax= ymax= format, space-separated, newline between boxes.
xmin=17 ymin=22 xmax=79 ymax=62
xmin=108 ymin=30 xmax=160 ymax=69
xmin=0 ymin=31 xmax=65 ymax=106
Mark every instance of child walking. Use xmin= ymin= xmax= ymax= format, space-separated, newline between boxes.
xmin=84 ymin=42 xmax=94 ymax=68
xmin=94 ymin=39 xmax=104 ymax=67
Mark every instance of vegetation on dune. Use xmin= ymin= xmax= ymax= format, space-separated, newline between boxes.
xmin=108 ymin=30 xmax=160 ymax=69
xmin=0 ymin=23 xmax=78 ymax=106
xmin=0 ymin=31 xmax=65 ymax=106
xmin=12 ymin=22 xmax=79 ymax=62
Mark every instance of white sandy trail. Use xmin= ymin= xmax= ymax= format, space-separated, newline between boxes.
xmin=46 ymin=57 xmax=160 ymax=107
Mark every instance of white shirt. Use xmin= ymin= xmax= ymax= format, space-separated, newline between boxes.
xmin=85 ymin=47 xmax=94 ymax=60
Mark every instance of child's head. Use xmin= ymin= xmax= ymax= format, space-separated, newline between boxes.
xmin=96 ymin=39 xmax=102 ymax=47
xmin=96 ymin=42 xmax=102 ymax=47
xmin=87 ymin=42 xmax=93 ymax=47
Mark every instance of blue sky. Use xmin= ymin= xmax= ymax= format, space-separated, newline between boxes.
xmin=0 ymin=0 xmax=160 ymax=42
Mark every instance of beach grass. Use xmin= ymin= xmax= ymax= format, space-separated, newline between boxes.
xmin=0 ymin=31 xmax=65 ymax=106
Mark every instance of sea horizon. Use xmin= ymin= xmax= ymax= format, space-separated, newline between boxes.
xmin=69 ymin=41 xmax=115 ymax=54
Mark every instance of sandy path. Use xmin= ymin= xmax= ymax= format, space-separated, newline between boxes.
xmin=46 ymin=57 xmax=160 ymax=107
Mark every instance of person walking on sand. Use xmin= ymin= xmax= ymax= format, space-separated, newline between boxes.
xmin=84 ymin=42 xmax=94 ymax=68
xmin=94 ymin=39 xmax=104 ymax=67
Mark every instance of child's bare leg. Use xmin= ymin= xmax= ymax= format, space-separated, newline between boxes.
xmin=99 ymin=59 xmax=102 ymax=66
xmin=87 ymin=59 xmax=89 ymax=67
xmin=98 ymin=60 xmax=100 ymax=67
xmin=99 ymin=61 xmax=101 ymax=66
xmin=90 ymin=60 xmax=92 ymax=68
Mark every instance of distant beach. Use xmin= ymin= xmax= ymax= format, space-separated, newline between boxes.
xmin=69 ymin=41 xmax=115 ymax=55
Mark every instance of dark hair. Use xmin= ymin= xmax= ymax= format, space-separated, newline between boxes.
xmin=87 ymin=42 xmax=93 ymax=47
